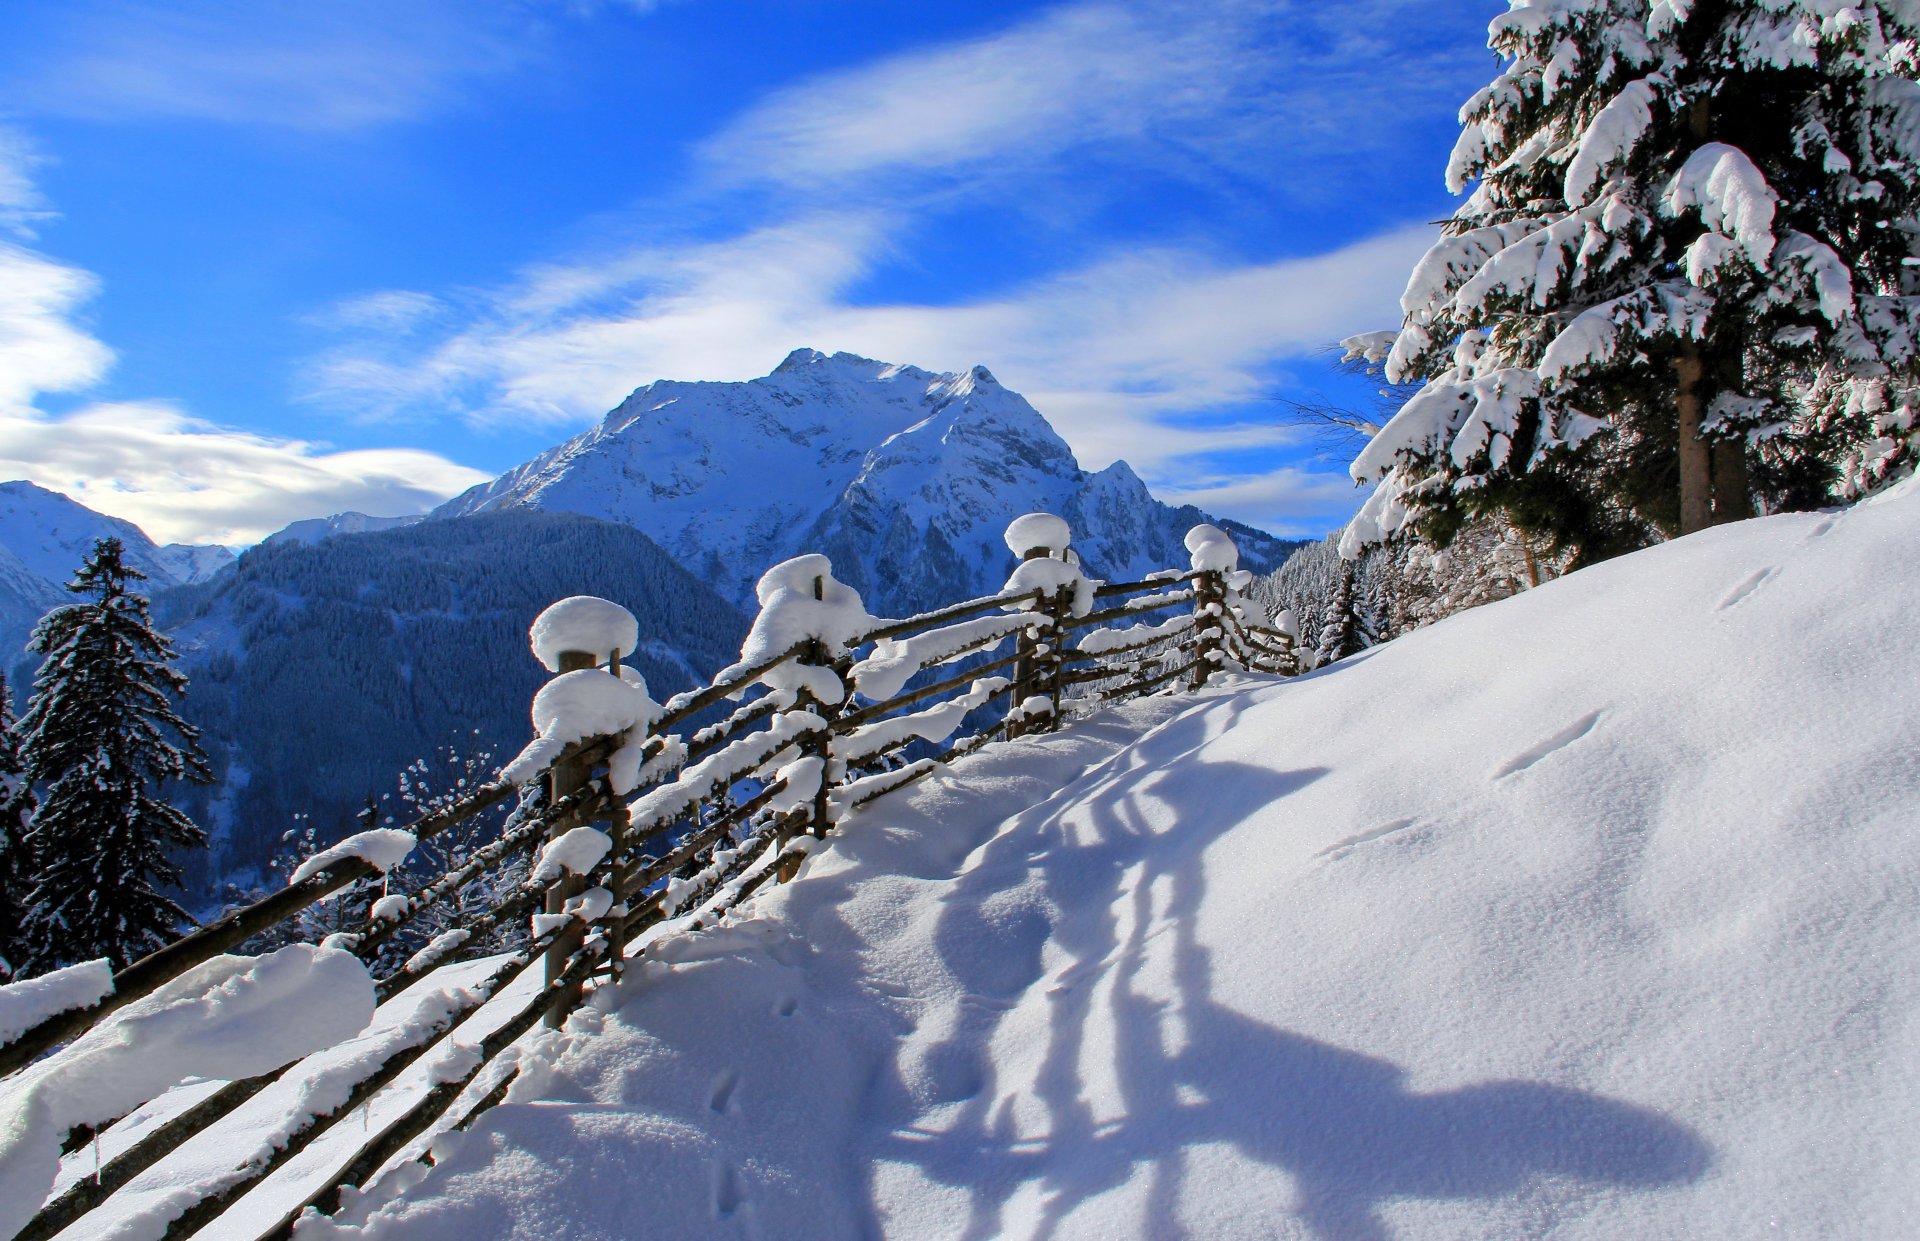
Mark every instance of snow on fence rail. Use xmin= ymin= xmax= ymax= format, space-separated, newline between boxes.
xmin=0 ymin=515 xmax=1299 ymax=1241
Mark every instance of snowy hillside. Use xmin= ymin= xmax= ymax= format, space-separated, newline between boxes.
xmin=318 ymin=487 xmax=1920 ymax=1239
xmin=434 ymin=349 xmax=1299 ymax=616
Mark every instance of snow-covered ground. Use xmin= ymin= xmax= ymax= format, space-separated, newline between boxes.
xmin=197 ymin=485 xmax=1920 ymax=1237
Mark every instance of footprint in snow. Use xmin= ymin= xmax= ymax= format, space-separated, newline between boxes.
xmin=712 ymin=1160 xmax=747 ymax=1220
xmin=1492 ymin=710 xmax=1603 ymax=780
xmin=709 ymin=1069 xmax=740 ymax=1115
xmin=1715 ymin=567 xmax=1776 ymax=611
xmin=1317 ymin=817 xmax=1419 ymax=859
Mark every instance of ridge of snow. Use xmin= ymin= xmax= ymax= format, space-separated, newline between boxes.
xmin=318 ymin=488 xmax=1920 ymax=1239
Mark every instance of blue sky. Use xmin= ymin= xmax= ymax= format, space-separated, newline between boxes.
xmin=0 ymin=0 xmax=1499 ymax=545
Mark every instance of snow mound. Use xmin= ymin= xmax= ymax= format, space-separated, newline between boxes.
xmin=307 ymin=493 xmax=1920 ymax=1239
xmin=530 ymin=596 xmax=640 ymax=673
xmin=288 ymin=828 xmax=419 ymax=886
xmin=1004 ymin=512 xmax=1071 ymax=558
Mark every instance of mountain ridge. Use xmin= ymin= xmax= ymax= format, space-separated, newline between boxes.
xmin=435 ymin=350 xmax=1303 ymax=617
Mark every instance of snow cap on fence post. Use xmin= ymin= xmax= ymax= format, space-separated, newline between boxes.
xmin=730 ymin=553 xmax=871 ymax=707
xmin=530 ymin=596 xmax=640 ymax=673
xmin=1005 ymin=512 xmax=1072 ymax=561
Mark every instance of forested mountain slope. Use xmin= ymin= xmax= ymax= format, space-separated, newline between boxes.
xmin=154 ymin=512 xmax=747 ymax=885
xmin=326 ymin=483 xmax=1920 ymax=1239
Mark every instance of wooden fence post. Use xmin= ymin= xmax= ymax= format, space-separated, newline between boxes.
xmin=544 ymin=648 xmax=595 ymax=1027
xmin=1191 ymin=569 xmax=1225 ymax=689
xmin=776 ymin=572 xmax=847 ymax=882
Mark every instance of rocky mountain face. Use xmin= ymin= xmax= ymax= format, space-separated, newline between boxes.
xmin=436 ymin=350 xmax=1300 ymax=617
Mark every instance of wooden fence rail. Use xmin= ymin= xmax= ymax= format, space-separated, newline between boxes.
xmin=0 ymin=515 xmax=1298 ymax=1241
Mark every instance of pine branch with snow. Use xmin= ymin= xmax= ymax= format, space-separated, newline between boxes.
xmin=1348 ymin=0 xmax=1920 ymax=562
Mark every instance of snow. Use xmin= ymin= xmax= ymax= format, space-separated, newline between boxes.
xmin=503 ymin=670 xmax=660 ymax=786
xmin=848 ymin=614 xmax=1029 ymax=703
xmin=288 ymin=828 xmax=419 ymax=887
xmin=1184 ymin=524 xmax=1239 ymax=573
xmin=529 ymin=597 xmax=639 ymax=674
xmin=1663 ymin=143 xmax=1779 ymax=269
xmin=1563 ymin=78 xmax=1657 ymax=207
xmin=1002 ymin=556 xmax=1096 ymax=618
xmin=529 ymin=827 xmax=614 ymax=887
xmin=312 ymin=488 xmax=1920 ymax=1239
xmin=1002 ymin=513 xmax=1072 ymax=558
xmin=0 ymin=959 xmax=113 ymax=1045
xmin=0 ymin=945 xmax=373 ymax=1238
xmin=724 ymin=555 xmax=874 ymax=707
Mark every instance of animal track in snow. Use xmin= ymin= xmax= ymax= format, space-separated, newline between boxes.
xmin=1716 ymin=567 xmax=1776 ymax=611
xmin=1492 ymin=711 xmax=1603 ymax=780
xmin=712 ymin=1160 xmax=746 ymax=1220
xmin=774 ymin=996 xmax=798 ymax=1017
xmin=1317 ymin=817 xmax=1419 ymax=859
xmin=709 ymin=1070 xmax=740 ymax=1114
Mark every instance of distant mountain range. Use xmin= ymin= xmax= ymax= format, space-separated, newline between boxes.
xmin=0 ymin=351 xmax=1307 ymax=890
xmin=0 ymin=481 xmax=236 ymax=662
xmin=436 ymin=349 xmax=1300 ymax=617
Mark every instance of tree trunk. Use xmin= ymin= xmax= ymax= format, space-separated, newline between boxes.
xmin=1674 ymin=345 xmax=1712 ymax=536
xmin=1710 ymin=440 xmax=1753 ymax=524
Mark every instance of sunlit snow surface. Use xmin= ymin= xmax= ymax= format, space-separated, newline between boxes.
xmin=297 ymin=491 xmax=1920 ymax=1237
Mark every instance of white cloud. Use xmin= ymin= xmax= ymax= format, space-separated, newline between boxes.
xmin=0 ymin=156 xmax=491 ymax=545
xmin=702 ymin=0 xmax=1491 ymax=201
xmin=0 ymin=401 xmax=489 ymax=546
xmin=0 ymin=244 xmax=114 ymax=406
xmin=0 ymin=125 xmax=53 ymax=238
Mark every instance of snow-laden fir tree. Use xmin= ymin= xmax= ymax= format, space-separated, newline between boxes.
xmin=1346 ymin=0 xmax=1920 ymax=563
xmin=0 ymin=672 xmax=32 ymax=982
xmin=18 ymin=538 xmax=211 ymax=971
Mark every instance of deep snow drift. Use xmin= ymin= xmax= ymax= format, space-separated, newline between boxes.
xmin=316 ymin=486 xmax=1917 ymax=1239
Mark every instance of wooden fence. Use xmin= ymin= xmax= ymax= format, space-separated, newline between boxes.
xmin=0 ymin=517 xmax=1297 ymax=1241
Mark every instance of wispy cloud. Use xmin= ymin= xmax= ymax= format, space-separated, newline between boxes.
xmin=303 ymin=0 xmax=1483 ymax=533
xmin=307 ymin=212 xmax=1430 ymax=475
xmin=0 ymin=401 xmax=489 ymax=546
xmin=703 ymin=0 xmax=1491 ymax=203
xmin=0 ymin=1 xmax=551 ymax=130
xmin=0 ymin=125 xmax=53 ymax=238
xmin=0 ymin=161 xmax=489 ymax=544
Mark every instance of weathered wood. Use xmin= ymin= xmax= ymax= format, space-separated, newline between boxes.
xmin=259 ymin=944 xmax=609 ymax=1241
xmin=1091 ymin=570 xmax=1199 ymax=599
xmin=1101 ymin=657 xmax=1200 ymax=701
xmin=835 ymin=647 xmax=1024 ymax=732
xmin=543 ymin=649 xmax=598 ymax=1028
xmin=1060 ymin=593 xmax=1196 ymax=632
xmin=655 ymin=640 xmax=810 ymax=733
xmin=855 ymin=588 xmax=1044 ymax=646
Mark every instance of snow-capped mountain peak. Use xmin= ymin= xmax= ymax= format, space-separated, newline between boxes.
xmin=0 ymin=482 xmax=231 ymax=589
xmin=434 ymin=352 xmax=1298 ymax=616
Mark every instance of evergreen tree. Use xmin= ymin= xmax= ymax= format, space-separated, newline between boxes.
xmin=18 ymin=539 xmax=212 ymax=971
xmin=1314 ymin=561 xmax=1367 ymax=667
xmin=0 ymin=672 xmax=32 ymax=982
xmin=1346 ymin=0 xmax=1920 ymax=563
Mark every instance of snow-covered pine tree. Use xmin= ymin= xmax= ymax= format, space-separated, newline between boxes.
xmin=1346 ymin=0 xmax=1920 ymax=562
xmin=1314 ymin=560 xmax=1367 ymax=666
xmin=18 ymin=538 xmax=212 ymax=971
xmin=0 ymin=672 xmax=33 ymax=982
